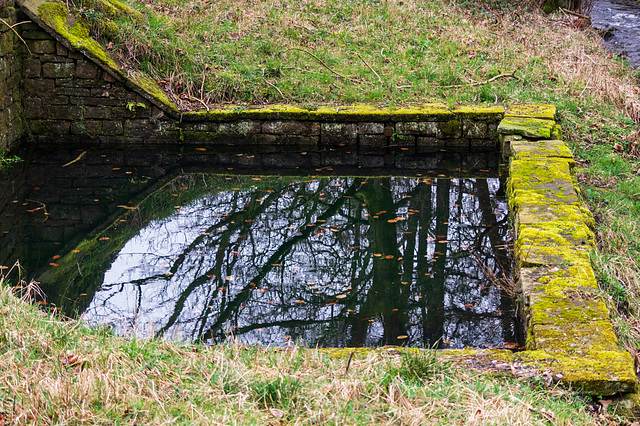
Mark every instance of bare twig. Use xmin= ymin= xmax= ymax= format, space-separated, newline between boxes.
xmin=345 ymin=351 xmax=355 ymax=374
xmin=559 ymin=7 xmax=591 ymax=21
xmin=62 ymin=150 xmax=87 ymax=167
xmin=0 ymin=19 xmax=32 ymax=55
xmin=264 ymin=79 xmax=285 ymax=100
xmin=440 ymin=70 xmax=521 ymax=89
xmin=287 ymin=47 xmax=364 ymax=83
xmin=355 ymin=52 xmax=382 ymax=84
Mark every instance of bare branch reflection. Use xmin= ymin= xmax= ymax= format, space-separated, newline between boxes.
xmin=83 ymin=175 xmax=515 ymax=348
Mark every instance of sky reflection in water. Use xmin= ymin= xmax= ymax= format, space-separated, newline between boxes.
xmin=82 ymin=175 xmax=516 ymax=349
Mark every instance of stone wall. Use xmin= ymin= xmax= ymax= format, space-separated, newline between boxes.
xmin=0 ymin=0 xmax=24 ymax=150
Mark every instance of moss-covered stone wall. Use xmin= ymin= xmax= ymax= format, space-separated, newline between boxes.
xmin=0 ymin=0 xmax=25 ymax=150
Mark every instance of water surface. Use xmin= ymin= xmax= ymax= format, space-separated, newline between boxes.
xmin=0 ymin=145 xmax=517 ymax=349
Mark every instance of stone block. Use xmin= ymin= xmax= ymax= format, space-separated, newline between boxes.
xmin=42 ymin=105 xmax=83 ymax=121
xmin=469 ymin=138 xmax=497 ymax=148
xmin=28 ymin=39 xmax=55 ymax=54
xmin=390 ymin=134 xmax=415 ymax=148
xmin=48 ymin=95 xmax=69 ymax=105
xmin=498 ymin=117 xmax=555 ymax=139
xmin=68 ymin=50 xmax=84 ymax=60
xmin=84 ymin=106 xmax=112 ymax=119
xmin=55 ymin=87 xmax=91 ymax=97
xmin=21 ymin=30 xmax=52 ymax=40
xmin=71 ymin=120 xmax=102 ymax=135
xmin=42 ymin=62 xmax=75 ymax=78
xmin=23 ymin=58 xmax=41 ymax=77
xmin=462 ymin=119 xmax=488 ymax=139
xmin=321 ymin=122 xmax=357 ymax=146
xmin=214 ymin=120 xmax=261 ymax=135
xmin=359 ymin=134 xmax=387 ymax=149
xmin=56 ymin=42 xmax=68 ymax=57
xmin=436 ymin=119 xmax=462 ymax=139
xmin=75 ymin=60 xmax=98 ymax=79
xmin=358 ymin=122 xmax=385 ymax=134
xmin=39 ymin=54 xmax=74 ymax=63
xmin=29 ymin=119 xmax=70 ymax=135
xmin=395 ymin=121 xmax=438 ymax=136
xmin=24 ymin=77 xmax=54 ymax=94
xmin=262 ymin=120 xmax=320 ymax=135
xmin=416 ymin=136 xmax=443 ymax=152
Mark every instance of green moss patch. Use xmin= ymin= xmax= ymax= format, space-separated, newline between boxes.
xmin=510 ymin=139 xmax=574 ymax=161
xmin=505 ymin=104 xmax=556 ymax=120
xmin=498 ymin=117 xmax=555 ymax=139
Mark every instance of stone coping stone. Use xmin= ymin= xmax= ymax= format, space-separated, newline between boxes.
xmin=181 ymin=103 xmax=506 ymax=123
xmin=510 ymin=139 xmax=574 ymax=162
xmin=498 ymin=116 xmax=555 ymax=139
xmin=505 ymin=104 xmax=556 ymax=120
xmin=502 ymin=121 xmax=637 ymax=395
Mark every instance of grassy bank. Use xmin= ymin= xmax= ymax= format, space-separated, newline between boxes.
xmin=0 ymin=282 xmax=606 ymax=424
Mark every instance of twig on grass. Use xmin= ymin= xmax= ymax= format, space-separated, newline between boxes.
xmin=355 ymin=52 xmax=383 ymax=84
xmin=287 ymin=47 xmax=365 ymax=84
xmin=264 ymin=79 xmax=285 ymax=100
xmin=440 ymin=70 xmax=521 ymax=89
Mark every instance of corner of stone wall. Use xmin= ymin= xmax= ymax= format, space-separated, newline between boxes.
xmin=499 ymin=106 xmax=638 ymax=395
xmin=0 ymin=0 xmax=26 ymax=150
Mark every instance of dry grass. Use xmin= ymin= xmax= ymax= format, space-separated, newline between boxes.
xmin=0 ymin=282 xmax=603 ymax=425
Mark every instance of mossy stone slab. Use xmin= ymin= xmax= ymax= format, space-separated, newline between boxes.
xmin=515 ymin=350 xmax=637 ymax=394
xmin=513 ymin=203 xmax=593 ymax=227
xmin=516 ymin=221 xmax=594 ymax=248
xmin=529 ymin=322 xmax=619 ymax=353
xmin=510 ymin=139 xmax=574 ymax=161
xmin=505 ymin=104 xmax=556 ymax=120
xmin=452 ymin=105 xmax=505 ymax=121
xmin=498 ymin=117 xmax=555 ymax=139
xmin=519 ymin=264 xmax=599 ymax=299
xmin=527 ymin=292 xmax=610 ymax=326
xmin=515 ymin=243 xmax=591 ymax=267
xmin=509 ymin=159 xmax=579 ymax=205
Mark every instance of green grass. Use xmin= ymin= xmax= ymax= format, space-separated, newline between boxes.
xmin=0 ymin=282 xmax=605 ymax=424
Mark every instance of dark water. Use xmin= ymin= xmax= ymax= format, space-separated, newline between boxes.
xmin=0 ymin=145 xmax=517 ymax=349
xmin=592 ymin=0 xmax=640 ymax=67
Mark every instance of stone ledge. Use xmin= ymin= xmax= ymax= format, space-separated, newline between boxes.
xmin=503 ymin=118 xmax=637 ymax=396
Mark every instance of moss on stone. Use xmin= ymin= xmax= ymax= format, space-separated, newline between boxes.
xmin=452 ymin=105 xmax=505 ymax=121
xmin=513 ymin=350 xmax=637 ymax=395
xmin=505 ymin=104 xmax=556 ymax=120
xmin=498 ymin=117 xmax=555 ymax=139
xmin=510 ymin=139 xmax=574 ymax=161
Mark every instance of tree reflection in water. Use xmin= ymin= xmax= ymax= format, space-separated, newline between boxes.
xmin=83 ymin=175 xmax=515 ymax=348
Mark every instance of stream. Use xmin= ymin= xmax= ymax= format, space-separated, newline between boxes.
xmin=591 ymin=0 xmax=640 ymax=67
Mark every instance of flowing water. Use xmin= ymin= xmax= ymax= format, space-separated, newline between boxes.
xmin=0 ymin=145 xmax=518 ymax=349
xmin=592 ymin=0 xmax=640 ymax=67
